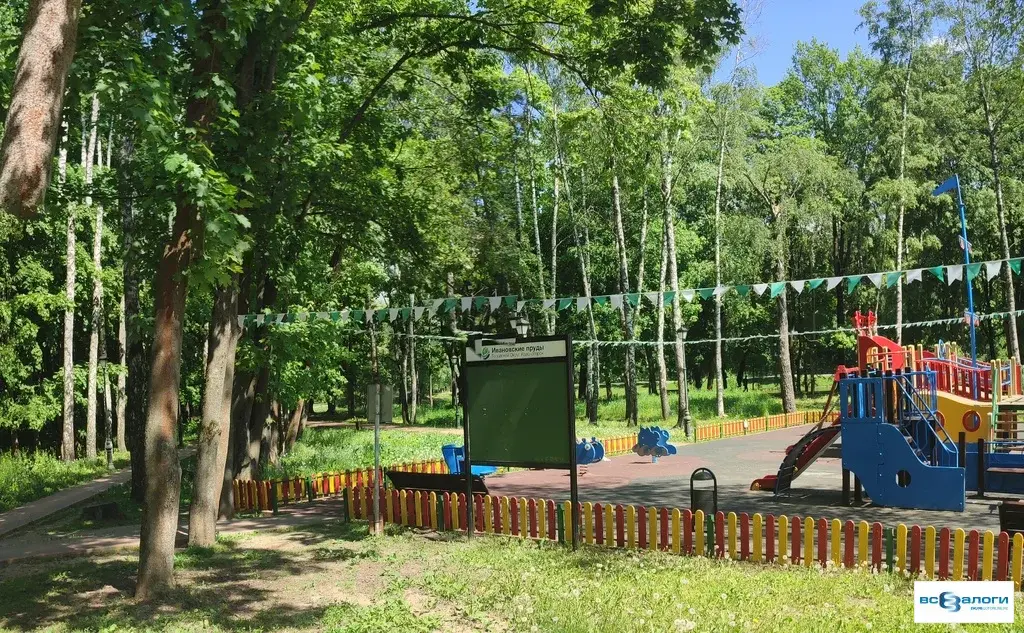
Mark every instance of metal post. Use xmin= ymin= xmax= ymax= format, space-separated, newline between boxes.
xmin=372 ymin=383 xmax=383 ymax=535
xmin=853 ymin=475 xmax=863 ymax=505
xmin=954 ymin=178 xmax=978 ymax=377
xmin=842 ymin=468 xmax=850 ymax=506
xmin=977 ymin=438 xmax=986 ymax=499
xmin=958 ymin=432 xmax=966 ymax=468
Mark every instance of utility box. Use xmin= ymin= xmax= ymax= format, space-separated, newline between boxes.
xmin=367 ymin=384 xmax=393 ymax=425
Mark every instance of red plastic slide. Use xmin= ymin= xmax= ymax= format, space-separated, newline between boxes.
xmin=750 ymin=420 xmax=841 ymax=492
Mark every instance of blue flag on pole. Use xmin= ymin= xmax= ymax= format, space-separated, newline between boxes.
xmin=933 ymin=175 xmax=958 ymax=196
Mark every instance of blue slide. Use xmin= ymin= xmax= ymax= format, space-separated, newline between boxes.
xmin=842 ymin=422 xmax=965 ymax=512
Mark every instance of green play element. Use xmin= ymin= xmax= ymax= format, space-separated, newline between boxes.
xmin=464 ymin=347 xmax=573 ymax=468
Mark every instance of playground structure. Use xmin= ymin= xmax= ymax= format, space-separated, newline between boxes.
xmin=752 ymin=310 xmax=1024 ymax=512
xmin=442 ymin=444 xmax=498 ymax=476
xmin=632 ymin=426 xmax=678 ymax=459
xmin=576 ymin=438 xmax=606 ymax=466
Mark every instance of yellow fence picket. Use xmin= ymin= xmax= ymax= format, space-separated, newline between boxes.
xmin=831 ymin=519 xmax=841 ymax=568
xmin=858 ymin=521 xmax=869 ymax=567
xmin=953 ymin=529 xmax=966 ymax=581
xmin=728 ymin=512 xmax=738 ymax=560
xmin=925 ymin=526 xmax=936 ymax=579
xmin=583 ymin=503 xmax=594 ymax=545
xmin=778 ymin=516 xmax=788 ymax=564
xmin=982 ymin=531 xmax=994 ymax=581
xmin=626 ymin=506 xmax=636 ymax=549
xmin=803 ymin=517 xmax=813 ymax=568
xmin=896 ymin=524 xmax=907 ymax=573
xmin=671 ymin=509 xmax=681 ymax=555
xmin=752 ymin=514 xmax=763 ymax=563
xmin=695 ymin=510 xmax=705 ymax=556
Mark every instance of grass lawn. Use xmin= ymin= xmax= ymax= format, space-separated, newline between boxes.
xmin=0 ymin=451 xmax=131 ymax=513
xmin=0 ymin=521 xmax=1016 ymax=632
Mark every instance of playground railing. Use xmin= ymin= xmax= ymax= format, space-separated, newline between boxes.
xmin=338 ymin=487 xmax=1024 ymax=589
xmin=892 ymin=373 xmax=958 ymax=467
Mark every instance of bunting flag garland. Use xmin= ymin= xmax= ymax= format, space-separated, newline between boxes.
xmin=237 ymin=256 xmax=1024 ymax=327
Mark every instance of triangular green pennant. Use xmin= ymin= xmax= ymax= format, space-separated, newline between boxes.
xmin=399 ymin=308 xmax=411 ymax=321
xmin=329 ymin=311 xmax=341 ymax=322
xmin=883 ymin=273 xmax=898 ymax=288
xmin=769 ymin=282 xmax=786 ymax=298
xmin=442 ymin=298 xmax=457 ymax=313
xmin=928 ymin=266 xmax=945 ymax=281
xmin=625 ymin=293 xmax=640 ymax=306
xmin=374 ymin=309 xmax=388 ymax=322
xmin=244 ymin=315 xmax=256 ymax=326
xmin=593 ymin=296 xmax=609 ymax=306
xmin=663 ymin=291 xmax=676 ymax=304
xmin=698 ymin=288 xmax=715 ymax=300
xmin=734 ymin=285 xmax=750 ymax=297
xmin=557 ymin=298 xmax=572 ymax=311
xmin=473 ymin=296 xmax=488 ymax=311
xmin=1010 ymin=259 xmax=1022 ymax=275
xmin=503 ymin=295 xmax=516 ymax=309
xmin=846 ymin=276 xmax=862 ymax=293
xmin=350 ymin=310 xmax=365 ymax=323
xmin=807 ymin=279 xmax=824 ymax=291
xmin=966 ymin=263 xmax=982 ymax=281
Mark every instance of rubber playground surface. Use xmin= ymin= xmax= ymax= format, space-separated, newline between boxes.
xmin=485 ymin=424 xmax=1005 ymax=534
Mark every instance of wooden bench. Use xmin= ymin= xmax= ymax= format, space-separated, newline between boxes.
xmin=986 ymin=467 xmax=1024 ymax=476
xmin=80 ymin=501 xmax=124 ymax=522
xmin=384 ymin=470 xmax=488 ymax=495
xmin=999 ymin=500 xmax=1024 ymax=538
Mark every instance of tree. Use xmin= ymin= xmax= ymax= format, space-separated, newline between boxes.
xmin=0 ymin=0 xmax=83 ymax=217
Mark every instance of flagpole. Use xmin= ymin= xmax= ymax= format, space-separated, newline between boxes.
xmin=934 ymin=174 xmax=978 ymax=397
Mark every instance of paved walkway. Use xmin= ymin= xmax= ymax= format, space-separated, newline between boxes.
xmin=0 ymin=448 xmax=195 ymax=539
xmin=0 ymin=498 xmax=348 ymax=565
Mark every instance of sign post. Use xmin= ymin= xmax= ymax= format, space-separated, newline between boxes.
xmin=462 ymin=334 xmax=579 ymax=548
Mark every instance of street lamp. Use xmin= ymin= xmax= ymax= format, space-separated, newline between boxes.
xmin=509 ymin=313 xmax=530 ymax=338
xmin=98 ymin=344 xmax=114 ymax=470
xmin=680 ymin=325 xmax=692 ymax=437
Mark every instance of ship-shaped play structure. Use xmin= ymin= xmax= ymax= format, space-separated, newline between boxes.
xmin=751 ymin=311 xmax=1024 ymax=512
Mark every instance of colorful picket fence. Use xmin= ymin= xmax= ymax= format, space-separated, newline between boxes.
xmin=693 ymin=411 xmax=833 ymax=442
xmin=343 ymin=488 xmax=1024 ymax=588
xmin=232 ymin=433 xmax=639 ymax=513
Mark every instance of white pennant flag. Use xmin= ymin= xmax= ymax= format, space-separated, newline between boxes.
xmin=825 ymin=277 xmax=843 ymax=291
xmin=543 ymin=298 xmax=557 ymax=310
xmin=645 ymin=291 xmax=660 ymax=304
xmin=364 ymin=310 xmax=373 ymax=324
xmin=752 ymin=283 xmax=768 ymax=296
xmin=275 ymin=314 xmax=286 ymax=324
xmin=577 ymin=296 xmax=590 ymax=311
xmin=790 ymin=280 xmax=805 ymax=294
xmin=388 ymin=308 xmax=399 ymax=322
xmin=340 ymin=310 xmax=350 ymax=323
xmin=906 ymin=269 xmax=922 ymax=284
xmin=986 ymin=261 xmax=1002 ymax=281
xmin=431 ymin=298 xmax=444 ymax=313
xmin=414 ymin=306 xmax=426 ymax=321
xmin=681 ymin=289 xmax=695 ymax=303
xmin=866 ymin=273 xmax=883 ymax=288
xmin=714 ymin=286 xmax=728 ymax=297
xmin=610 ymin=294 xmax=623 ymax=309
xmin=237 ymin=315 xmax=246 ymax=326
xmin=297 ymin=312 xmax=308 ymax=322
xmin=489 ymin=296 xmax=501 ymax=312
xmin=461 ymin=297 xmax=472 ymax=313
xmin=256 ymin=315 xmax=265 ymax=325
xmin=516 ymin=300 xmax=526 ymax=312
xmin=316 ymin=311 xmax=329 ymax=321
xmin=947 ymin=265 xmax=964 ymax=285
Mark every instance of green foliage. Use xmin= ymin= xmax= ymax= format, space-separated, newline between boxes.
xmin=0 ymin=451 xmax=129 ymax=512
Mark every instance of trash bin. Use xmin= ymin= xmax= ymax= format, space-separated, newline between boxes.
xmin=690 ymin=468 xmax=718 ymax=516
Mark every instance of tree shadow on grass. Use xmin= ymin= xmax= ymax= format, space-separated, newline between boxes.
xmin=0 ymin=522 xmax=380 ymax=632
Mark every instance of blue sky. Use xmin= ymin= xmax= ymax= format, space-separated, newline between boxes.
xmin=742 ymin=0 xmax=873 ymax=85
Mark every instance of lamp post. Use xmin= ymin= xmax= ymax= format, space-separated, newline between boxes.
xmin=681 ymin=326 xmax=692 ymax=436
xmin=510 ymin=313 xmax=530 ymax=339
xmin=98 ymin=345 xmax=114 ymax=470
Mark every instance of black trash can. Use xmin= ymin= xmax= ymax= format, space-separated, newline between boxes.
xmin=690 ymin=468 xmax=718 ymax=516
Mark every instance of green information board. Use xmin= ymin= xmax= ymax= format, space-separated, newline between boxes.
xmin=463 ymin=336 xmax=575 ymax=468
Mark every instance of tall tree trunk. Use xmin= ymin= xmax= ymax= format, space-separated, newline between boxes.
xmin=100 ymin=323 xmax=114 ymax=464
xmin=713 ymin=128 xmax=726 ymax=417
xmin=633 ymin=191 xmax=650 ymax=328
xmin=774 ymin=203 xmax=797 ymax=412
xmin=549 ymin=176 xmax=559 ymax=333
xmin=981 ymin=91 xmax=1021 ymax=362
xmin=120 ymin=136 xmax=146 ymax=503
xmin=137 ymin=0 xmax=223 ymax=596
xmin=61 ymin=196 xmax=76 ymax=462
xmin=84 ymin=95 xmax=100 ymax=459
xmin=656 ymin=220 xmax=669 ymax=420
xmin=117 ymin=294 xmax=127 ymax=452
xmin=894 ymin=51 xmax=912 ymax=345
xmin=568 ymin=190 xmax=598 ymax=424
xmin=524 ymin=80 xmax=547 ymax=329
xmin=445 ymin=273 xmax=460 ymax=412
xmin=610 ymin=166 xmax=637 ymax=425
xmin=0 ymin=0 xmax=83 ymax=217
xmin=284 ymin=399 xmax=305 ymax=453
xmin=218 ymin=305 xmax=240 ymax=520
xmin=188 ymin=282 xmax=240 ymax=547
xmin=408 ymin=293 xmax=417 ymax=424
xmin=662 ymin=150 xmax=688 ymax=435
